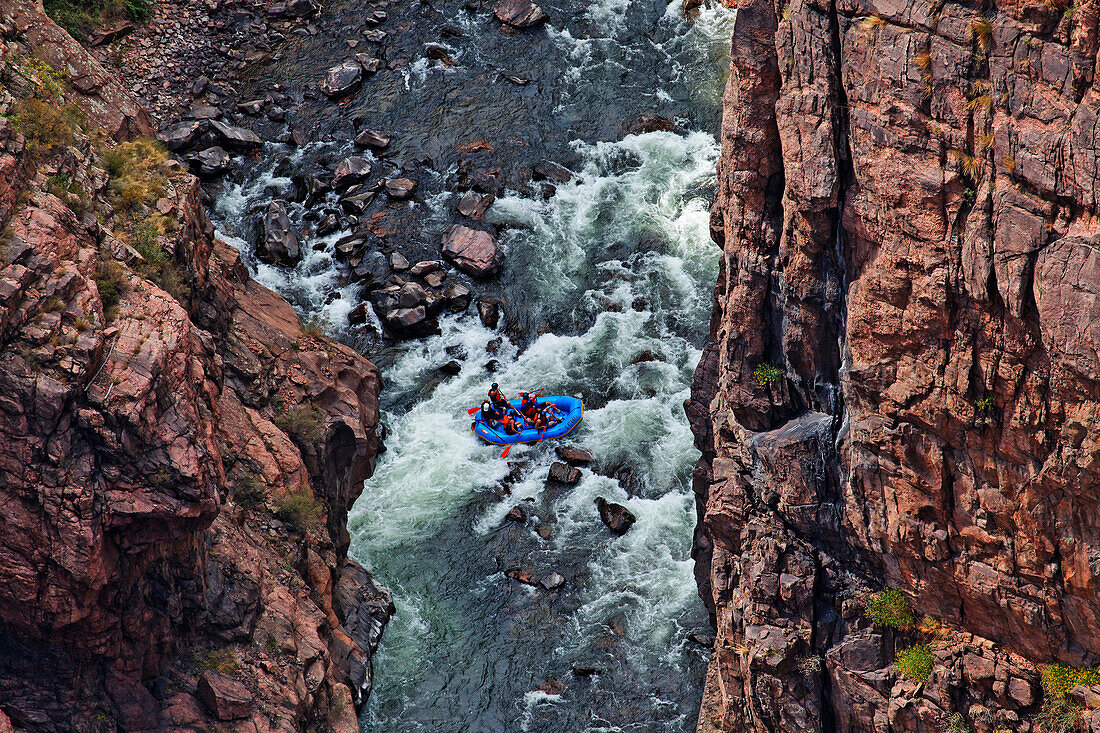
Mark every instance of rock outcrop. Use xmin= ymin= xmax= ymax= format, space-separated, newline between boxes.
xmin=0 ymin=3 xmax=390 ymax=731
xmin=690 ymin=0 xmax=1100 ymax=730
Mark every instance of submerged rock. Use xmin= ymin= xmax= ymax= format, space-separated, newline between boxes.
xmin=442 ymin=225 xmax=504 ymax=278
xmin=385 ymin=178 xmax=417 ymax=199
xmin=355 ymin=129 xmax=391 ymax=150
xmin=595 ymin=497 xmax=635 ymax=535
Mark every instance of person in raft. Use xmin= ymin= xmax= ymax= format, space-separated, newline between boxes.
xmin=518 ymin=390 xmax=543 ymax=421
xmin=479 ymin=400 xmax=503 ymax=425
xmin=488 ymin=383 xmax=508 ymax=409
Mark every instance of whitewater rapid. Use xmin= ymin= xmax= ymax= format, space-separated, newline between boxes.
xmin=210 ymin=0 xmax=735 ymax=729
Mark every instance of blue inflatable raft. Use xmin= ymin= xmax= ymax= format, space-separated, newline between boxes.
xmin=471 ymin=395 xmax=583 ymax=445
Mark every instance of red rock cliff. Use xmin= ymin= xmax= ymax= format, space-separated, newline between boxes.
xmin=689 ymin=0 xmax=1100 ymax=729
xmin=0 ymin=3 xmax=389 ymax=731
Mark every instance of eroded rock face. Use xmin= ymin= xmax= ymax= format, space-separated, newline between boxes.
xmin=691 ymin=0 xmax=1100 ymax=729
xmin=0 ymin=4 xmax=390 ymax=732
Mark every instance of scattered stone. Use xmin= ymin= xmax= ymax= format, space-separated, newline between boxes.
xmin=256 ymin=201 xmax=301 ymax=266
xmin=424 ymin=271 xmax=445 ymax=288
xmin=442 ymin=225 xmax=504 ymax=278
xmin=534 ymin=160 xmax=573 ymax=183
xmin=548 ymin=461 xmax=581 ymax=484
xmin=209 ymin=121 xmax=263 ymax=150
xmin=536 ymin=523 xmax=552 ymax=539
xmin=188 ymin=146 xmax=233 ymax=177
xmin=390 ymin=252 xmax=410 ymax=270
xmin=196 ymin=670 xmax=252 ymax=721
xmin=361 ymin=29 xmax=387 ymax=42
xmin=321 ymin=59 xmax=363 ymax=98
xmin=268 ymin=0 xmax=318 ymax=17
xmin=503 ymin=74 xmax=530 ymax=85
xmin=355 ymin=53 xmax=383 ymax=74
xmin=494 ymin=0 xmax=549 ymax=27
xmin=388 ymin=305 xmax=428 ymax=330
xmin=505 ymin=505 xmax=527 ymax=523
xmin=237 ymin=99 xmax=266 ymax=115
xmin=409 ymin=260 xmax=442 ymax=277
xmin=333 ymin=156 xmax=372 ymax=190
xmin=355 ymin=129 xmax=391 ymax=150
xmin=349 ymin=303 xmax=371 ymax=325
xmin=385 ymin=178 xmax=417 ymax=199
xmin=444 ymin=283 xmax=472 ymax=312
xmin=555 ymin=446 xmax=594 ymax=466
xmin=541 ymin=572 xmax=565 ymax=590
xmin=595 ymin=497 xmax=636 ymax=535
xmin=316 ymin=213 xmax=341 ymax=237
xmin=339 ymin=188 xmax=375 ymax=215
xmin=477 ymin=297 xmax=501 ymax=328
xmin=505 ymin=568 xmax=538 ymax=586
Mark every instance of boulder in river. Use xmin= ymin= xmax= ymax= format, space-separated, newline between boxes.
xmin=548 ymin=461 xmax=581 ymax=485
xmin=595 ymin=497 xmax=636 ymax=535
xmin=444 ymin=283 xmax=472 ymax=312
xmin=390 ymin=252 xmax=410 ymax=270
xmin=321 ymin=59 xmax=363 ymax=98
xmin=332 ymin=156 xmax=372 ymax=190
xmin=256 ymin=201 xmax=301 ymax=266
xmin=209 ymin=120 xmax=263 ymax=150
xmin=188 ymin=146 xmax=233 ymax=177
xmin=409 ymin=260 xmax=442 ymax=277
xmin=555 ymin=446 xmax=594 ymax=466
xmin=534 ymin=160 xmax=573 ymax=183
xmin=339 ymin=188 xmax=375 ymax=215
xmin=442 ymin=225 xmax=504 ymax=278
xmin=493 ymin=0 xmax=548 ymax=28
xmin=355 ymin=129 xmax=391 ymax=150
xmin=505 ymin=505 xmax=527 ymax=523
xmin=457 ymin=190 xmax=494 ymax=219
xmin=477 ymin=297 xmax=501 ymax=328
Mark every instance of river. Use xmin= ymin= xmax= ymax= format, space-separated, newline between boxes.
xmin=207 ymin=0 xmax=734 ymax=730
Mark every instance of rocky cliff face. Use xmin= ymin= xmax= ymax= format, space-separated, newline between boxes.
xmin=690 ymin=0 xmax=1100 ymax=729
xmin=0 ymin=3 xmax=389 ymax=731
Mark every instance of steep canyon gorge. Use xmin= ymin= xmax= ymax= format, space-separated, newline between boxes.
xmin=1 ymin=0 xmax=1099 ymax=729
xmin=688 ymin=0 xmax=1100 ymax=729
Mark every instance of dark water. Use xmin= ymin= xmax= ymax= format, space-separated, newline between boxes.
xmin=206 ymin=0 xmax=734 ymax=730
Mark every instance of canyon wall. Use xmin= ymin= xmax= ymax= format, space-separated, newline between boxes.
xmin=0 ymin=2 xmax=389 ymax=731
xmin=689 ymin=0 xmax=1100 ymax=729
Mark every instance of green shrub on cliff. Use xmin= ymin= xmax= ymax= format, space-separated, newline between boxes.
xmin=274 ymin=490 xmax=323 ymax=532
xmin=271 ymin=396 xmax=325 ymax=447
xmin=1041 ymin=663 xmax=1100 ymax=698
xmin=866 ymin=589 xmax=916 ymax=629
xmin=9 ymin=98 xmax=83 ymax=155
xmin=753 ymin=362 xmax=784 ymax=386
xmin=894 ymin=643 xmax=933 ymax=683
